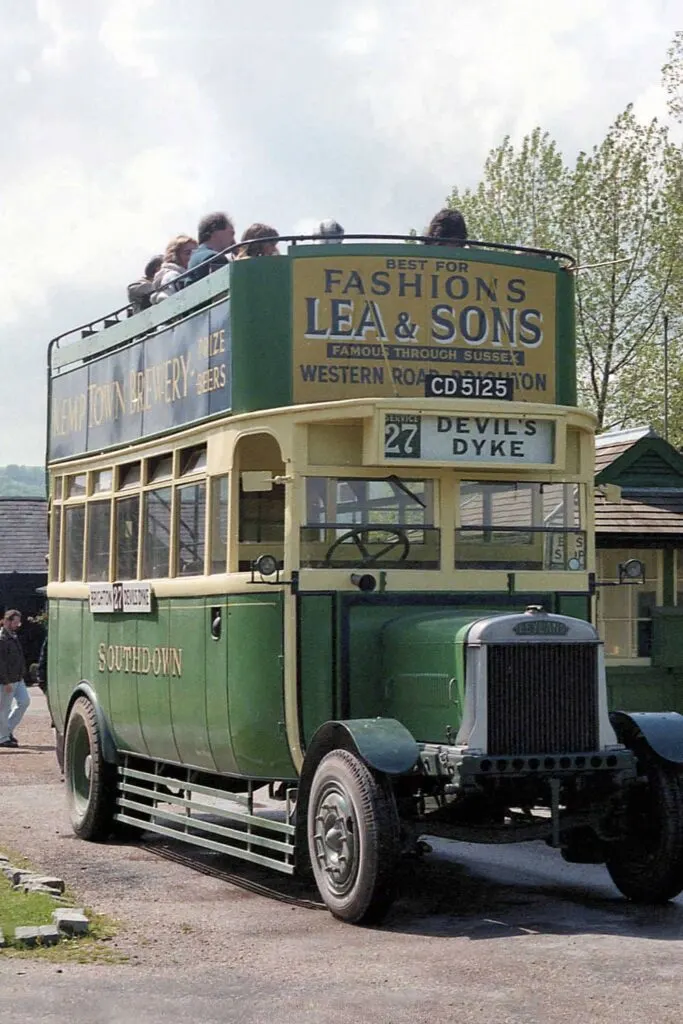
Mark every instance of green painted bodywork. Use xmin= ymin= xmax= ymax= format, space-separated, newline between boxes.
xmin=49 ymin=593 xmax=295 ymax=780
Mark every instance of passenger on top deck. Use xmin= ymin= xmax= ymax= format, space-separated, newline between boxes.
xmin=187 ymin=212 xmax=236 ymax=282
xmin=151 ymin=234 xmax=197 ymax=303
xmin=235 ymin=223 xmax=280 ymax=259
xmin=425 ymin=208 xmax=468 ymax=246
xmin=127 ymin=255 xmax=163 ymax=313
xmin=318 ymin=218 xmax=344 ymax=243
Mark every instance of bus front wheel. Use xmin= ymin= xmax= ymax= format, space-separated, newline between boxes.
xmin=307 ymin=749 xmax=400 ymax=924
xmin=64 ymin=696 xmax=117 ymax=841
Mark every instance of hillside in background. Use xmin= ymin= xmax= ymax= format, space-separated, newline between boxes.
xmin=0 ymin=465 xmax=46 ymax=497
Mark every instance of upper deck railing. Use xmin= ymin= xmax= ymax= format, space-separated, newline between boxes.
xmin=48 ymin=234 xmax=576 ymax=370
xmin=47 ymin=234 xmax=577 ymax=464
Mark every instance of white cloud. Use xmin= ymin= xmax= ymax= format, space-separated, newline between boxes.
xmin=0 ymin=0 xmax=681 ymax=463
xmin=99 ymin=0 xmax=161 ymax=79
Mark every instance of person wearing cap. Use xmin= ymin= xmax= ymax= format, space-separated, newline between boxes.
xmin=318 ymin=219 xmax=344 ymax=244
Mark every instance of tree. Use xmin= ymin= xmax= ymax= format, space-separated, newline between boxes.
xmin=663 ymin=30 xmax=683 ymax=124
xmin=446 ymin=110 xmax=683 ymax=437
xmin=448 ymin=128 xmax=567 ymax=250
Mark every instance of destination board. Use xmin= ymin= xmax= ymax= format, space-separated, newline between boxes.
xmin=292 ymin=254 xmax=557 ymax=405
xmin=383 ymin=414 xmax=555 ymax=465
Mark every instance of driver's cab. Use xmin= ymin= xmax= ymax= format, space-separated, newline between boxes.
xmin=300 ymin=475 xmax=439 ymax=569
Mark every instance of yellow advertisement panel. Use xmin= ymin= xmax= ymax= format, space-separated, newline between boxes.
xmin=292 ymin=254 xmax=556 ymax=404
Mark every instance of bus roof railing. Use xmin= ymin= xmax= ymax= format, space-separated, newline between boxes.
xmin=47 ymin=233 xmax=577 ymax=371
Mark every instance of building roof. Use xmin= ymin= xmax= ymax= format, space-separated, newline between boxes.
xmin=594 ymin=426 xmax=656 ymax=475
xmin=594 ymin=427 xmax=683 ymax=489
xmin=0 ymin=498 xmax=48 ymax=573
xmin=595 ymin=489 xmax=683 ymax=535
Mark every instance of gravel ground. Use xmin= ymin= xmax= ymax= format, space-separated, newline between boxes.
xmin=2 ymin=691 xmax=683 ymax=1024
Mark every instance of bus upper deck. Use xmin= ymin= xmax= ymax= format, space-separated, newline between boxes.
xmin=47 ymin=234 xmax=578 ymax=465
xmin=46 ymin=234 xmax=591 ymax=605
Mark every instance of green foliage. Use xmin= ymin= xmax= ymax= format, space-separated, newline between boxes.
xmin=0 ymin=465 xmax=45 ymax=497
xmin=446 ymin=104 xmax=683 ymax=437
xmin=663 ymin=30 xmax=683 ymax=123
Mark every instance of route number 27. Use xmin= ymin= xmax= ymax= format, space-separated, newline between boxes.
xmin=384 ymin=417 xmax=421 ymax=459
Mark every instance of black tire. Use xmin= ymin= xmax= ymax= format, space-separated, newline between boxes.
xmin=606 ymin=762 xmax=683 ymax=903
xmin=307 ymin=749 xmax=400 ymax=924
xmin=64 ymin=697 xmax=117 ymax=841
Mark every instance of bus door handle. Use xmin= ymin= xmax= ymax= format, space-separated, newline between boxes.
xmin=211 ymin=607 xmax=222 ymax=641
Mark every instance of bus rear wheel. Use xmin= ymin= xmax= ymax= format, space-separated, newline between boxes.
xmin=307 ymin=749 xmax=400 ymax=924
xmin=65 ymin=697 xmax=117 ymax=841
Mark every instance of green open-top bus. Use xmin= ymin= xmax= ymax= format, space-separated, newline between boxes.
xmin=46 ymin=234 xmax=683 ymax=923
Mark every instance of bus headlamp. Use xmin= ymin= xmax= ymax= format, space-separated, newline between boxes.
xmin=254 ymin=554 xmax=279 ymax=578
xmin=350 ymin=572 xmax=376 ymax=592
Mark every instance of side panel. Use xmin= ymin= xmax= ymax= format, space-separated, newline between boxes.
xmin=106 ymin=615 xmax=147 ymax=754
xmin=205 ymin=597 xmax=240 ymax=774
xmin=607 ymin=666 xmax=683 ymax=714
xmin=168 ymin=598 xmax=214 ymax=770
xmin=297 ymin=594 xmax=336 ymax=745
xmin=135 ymin=602 xmax=180 ymax=764
xmin=227 ymin=592 xmax=295 ymax=778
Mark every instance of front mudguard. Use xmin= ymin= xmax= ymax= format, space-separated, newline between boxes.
xmin=294 ymin=718 xmax=419 ymax=874
xmin=610 ymin=711 xmax=683 ymax=766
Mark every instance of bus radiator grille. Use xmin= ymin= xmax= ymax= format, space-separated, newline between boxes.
xmin=486 ymin=643 xmax=599 ymax=756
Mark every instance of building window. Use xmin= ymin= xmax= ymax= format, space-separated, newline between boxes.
xmin=597 ymin=548 xmax=659 ymax=659
xmin=64 ymin=505 xmax=85 ymax=581
xmin=177 ymin=482 xmax=206 ymax=575
xmin=143 ymin=488 xmax=172 ymax=578
xmin=116 ymin=496 xmax=139 ymax=580
xmin=87 ymin=502 xmax=111 ymax=581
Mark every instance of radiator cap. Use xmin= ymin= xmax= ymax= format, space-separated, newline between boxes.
xmin=524 ymin=605 xmax=546 ymax=615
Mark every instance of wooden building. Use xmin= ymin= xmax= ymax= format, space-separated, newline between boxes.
xmin=594 ymin=426 xmax=683 ymax=711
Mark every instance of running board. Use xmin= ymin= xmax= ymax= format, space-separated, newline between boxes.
xmin=115 ymin=761 xmax=296 ymax=875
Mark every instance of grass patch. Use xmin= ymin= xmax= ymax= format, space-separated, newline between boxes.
xmin=0 ymin=849 xmax=125 ymax=963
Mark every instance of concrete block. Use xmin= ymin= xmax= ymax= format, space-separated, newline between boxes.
xmin=9 ymin=869 xmax=32 ymax=886
xmin=27 ymin=876 xmax=65 ymax=894
xmin=21 ymin=883 xmax=64 ymax=896
xmin=37 ymin=925 xmax=62 ymax=946
xmin=52 ymin=909 xmax=89 ymax=936
xmin=13 ymin=925 xmax=62 ymax=947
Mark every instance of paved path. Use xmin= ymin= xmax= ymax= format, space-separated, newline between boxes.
xmin=2 ymin=692 xmax=683 ymax=1023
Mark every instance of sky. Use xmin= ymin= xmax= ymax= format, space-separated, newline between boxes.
xmin=1 ymin=0 xmax=681 ymax=465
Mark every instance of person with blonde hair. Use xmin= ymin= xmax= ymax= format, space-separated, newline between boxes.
xmin=151 ymin=234 xmax=198 ymax=302
xmin=235 ymin=223 xmax=280 ymax=259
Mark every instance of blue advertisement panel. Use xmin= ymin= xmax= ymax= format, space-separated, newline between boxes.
xmin=49 ymin=301 xmax=231 ymax=461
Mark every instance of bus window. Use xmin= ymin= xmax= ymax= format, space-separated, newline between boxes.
xmin=177 ymin=482 xmax=207 ymax=575
xmin=456 ymin=481 xmax=585 ymax=571
xmin=210 ymin=475 xmax=229 ymax=573
xmin=64 ymin=505 xmax=85 ymax=581
xmin=50 ymin=505 xmax=62 ymax=581
xmin=180 ymin=444 xmax=207 ymax=476
xmin=87 ymin=501 xmax=111 ymax=581
xmin=143 ymin=487 xmax=172 ymax=578
xmin=300 ymin=477 xmax=439 ymax=569
xmin=116 ymin=495 xmax=140 ymax=580
xmin=238 ymin=483 xmax=285 ymax=570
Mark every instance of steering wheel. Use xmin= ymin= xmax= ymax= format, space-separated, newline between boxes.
xmin=323 ymin=526 xmax=411 ymax=567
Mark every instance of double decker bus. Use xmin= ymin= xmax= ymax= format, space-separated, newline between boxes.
xmin=46 ymin=234 xmax=683 ymax=924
